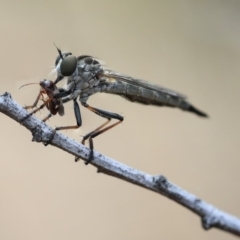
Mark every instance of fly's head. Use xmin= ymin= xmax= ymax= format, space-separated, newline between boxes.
xmin=55 ymin=52 xmax=77 ymax=77
xmin=53 ymin=44 xmax=77 ymax=84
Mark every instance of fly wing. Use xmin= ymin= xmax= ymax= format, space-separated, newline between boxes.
xmin=101 ymin=70 xmax=187 ymax=100
xmin=100 ymin=70 xmax=207 ymax=117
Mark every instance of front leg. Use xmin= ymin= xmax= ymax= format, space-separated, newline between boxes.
xmin=53 ymin=89 xmax=72 ymax=99
xmin=53 ymin=81 xmax=79 ymax=102
xmin=43 ymin=99 xmax=82 ymax=146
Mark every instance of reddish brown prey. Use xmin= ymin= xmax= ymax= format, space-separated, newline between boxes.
xmin=20 ymin=79 xmax=82 ymax=147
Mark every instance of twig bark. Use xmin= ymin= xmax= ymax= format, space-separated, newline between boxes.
xmin=0 ymin=92 xmax=240 ymax=237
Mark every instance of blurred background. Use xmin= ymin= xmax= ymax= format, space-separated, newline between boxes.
xmin=0 ymin=0 xmax=240 ymax=239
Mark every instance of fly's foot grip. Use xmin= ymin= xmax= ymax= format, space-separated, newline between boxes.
xmin=75 ymin=146 xmax=94 ymax=165
xmin=43 ymin=130 xmax=56 ymax=146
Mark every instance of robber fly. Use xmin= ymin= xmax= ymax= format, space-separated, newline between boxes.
xmin=49 ymin=46 xmax=208 ymax=164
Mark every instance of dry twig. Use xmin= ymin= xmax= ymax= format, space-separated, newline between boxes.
xmin=0 ymin=92 xmax=239 ymax=237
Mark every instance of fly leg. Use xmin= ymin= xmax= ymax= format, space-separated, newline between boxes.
xmin=43 ymin=99 xmax=82 ymax=146
xmin=76 ymin=102 xmax=124 ymax=165
xmin=75 ymin=118 xmax=111 ymax=163
xmin=53 ymin=81 xmax=76 ymax=99
xmin=54 ymin=100 xmax=81 ymax=131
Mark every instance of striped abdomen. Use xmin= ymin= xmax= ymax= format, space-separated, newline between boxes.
xmin=103 ymin=80 xmax=207 ymax=117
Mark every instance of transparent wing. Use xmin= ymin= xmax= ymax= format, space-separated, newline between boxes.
xmin=101 ymin=70 xmax=187 ymax=100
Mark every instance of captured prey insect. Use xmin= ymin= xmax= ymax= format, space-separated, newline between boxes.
xmin=20 ymin=78 xmax=121 ymax=164
xmin=19 ymin=79 xmax=82 ymax=145
xmin=49 ymin=46 xmax=208 ymax=164
xmin=20 ymin=79 xmax=64 ymax=120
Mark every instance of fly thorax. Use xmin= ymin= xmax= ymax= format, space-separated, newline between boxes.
xmin=81 ymin=71 xmax=95 ymax=82
xmin=79 ymin=93 xmax=89 ymax=103
xmin=71 ymin=67 xmax=79 ymax=77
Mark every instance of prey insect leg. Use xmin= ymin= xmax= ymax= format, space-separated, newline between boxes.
xmin=24 ymin=92 xmax=42 ymax=110
xmin=42 ymin=113 xmax=52 ymax=122
xmin=76 ymin=102 xmax=124 ymax=165
xmin=20 ymin=97 xmax=53 ymax=123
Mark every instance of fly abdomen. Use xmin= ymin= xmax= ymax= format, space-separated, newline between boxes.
xmin=104 ymin=80 xmax=207 ymax=117
xmin=105 ymin=80 xmax=182 ymax=106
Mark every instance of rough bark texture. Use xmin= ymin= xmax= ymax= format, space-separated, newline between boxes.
xmin=0 ymin=92 xmax=239 ymax=237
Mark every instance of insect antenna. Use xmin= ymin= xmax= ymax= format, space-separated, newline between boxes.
xmin=18 ymin=83 xmax=39 ymax=90
xmin=53 ymin=42 xmax=63 ymax=60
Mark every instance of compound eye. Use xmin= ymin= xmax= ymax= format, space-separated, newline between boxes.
xmin=60 ymin=55 xmax=77 ymax=76
xmin=55 ymin=52 xmax=72 ymax=66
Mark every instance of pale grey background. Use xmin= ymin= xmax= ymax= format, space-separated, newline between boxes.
xmin=0 ymin=1 xmax=240 ymax=239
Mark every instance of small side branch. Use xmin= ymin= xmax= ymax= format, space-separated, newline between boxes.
xmin=0 ymin=92 xmax=239 ymax=237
